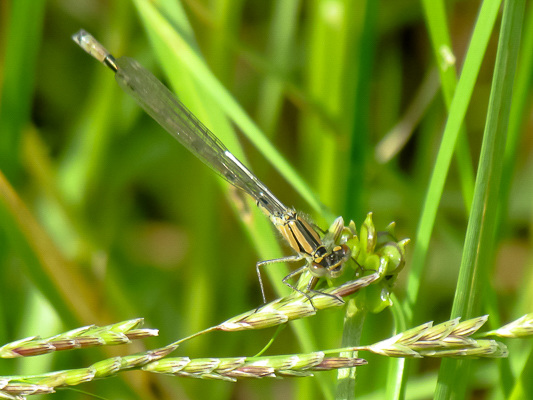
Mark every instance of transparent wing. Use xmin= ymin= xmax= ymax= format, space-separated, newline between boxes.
xmin=115 ymin=56 xmax=289 ymax=217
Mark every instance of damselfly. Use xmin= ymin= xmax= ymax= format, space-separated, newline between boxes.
xmin=72 ymin=30 xmax=352 ymax=303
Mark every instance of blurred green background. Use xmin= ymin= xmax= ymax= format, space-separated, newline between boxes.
xmin=0 ymin=0 xmax=532 ymax=399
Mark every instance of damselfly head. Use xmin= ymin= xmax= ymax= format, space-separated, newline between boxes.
xmin=309 ymin=244 xmax=351 ymax=278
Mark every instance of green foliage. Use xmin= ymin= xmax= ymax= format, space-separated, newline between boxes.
xmin=0 ymin=0 xmax=532 ymax=399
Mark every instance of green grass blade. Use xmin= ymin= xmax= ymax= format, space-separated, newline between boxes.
xmin=494 ymin=3 xmax=533 ymax=397
xmin=422 ymin=0 xmax=475 ymax=215
xmin=132 ymin=0 xmax=330 ymax=219
xmin=0 ymin=0 xmax=45 ymax=181
xmin=508 ymin=345 xmax=533 ymax=400
xmin=404 ymin=0 xmax=502 ymax=321
xmin=2 ymin=1 xmax=531 ymax=398
xmin=343 ymin=0 xmax=378 ymax=221
xmin=256 ymin=0 xmax=301 ymax=136
xmin=435 ymin=0 xmax=526 ymax=398
xmin=204 ymin=0 xmax=245 ymax=84
xmin=0 ymin=171 xmax=100 ymax=326
xmin=499 ymin=2 xmax=533 ymax=230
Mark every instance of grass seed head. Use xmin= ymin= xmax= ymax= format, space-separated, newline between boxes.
xmin=481 ymin=313 xmax=533 ymax=338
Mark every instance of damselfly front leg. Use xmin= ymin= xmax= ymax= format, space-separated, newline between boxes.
xmin=255 ymin=254 xmax=304 ymax=304
xmin=256 ymin=257 xmax=343 ymax=308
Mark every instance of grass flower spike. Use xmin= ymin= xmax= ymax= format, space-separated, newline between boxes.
xmin=143 ymin=352 xmax=367 ymax=381
xmin=0 ymin=319 xmax=157 ymax=358
xmin=479 ymin=313 xmax=533 ymax=338
xmin=361 ymin=316 xmax=508 ymax=358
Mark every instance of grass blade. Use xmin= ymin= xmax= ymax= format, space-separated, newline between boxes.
xmin=435 ymin=0 xmax=526 ymax=398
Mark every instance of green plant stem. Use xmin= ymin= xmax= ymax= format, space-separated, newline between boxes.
xmin=386 ymin=295 xmax=408 ymax=400
xmin=336 ymin=299 xmax=367 ymax=399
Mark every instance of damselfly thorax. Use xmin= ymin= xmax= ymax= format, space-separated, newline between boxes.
xmin=256 ymin=208 xmax=352 ymax=303
xmin=270 ymin=211 xmax=350 ymax=275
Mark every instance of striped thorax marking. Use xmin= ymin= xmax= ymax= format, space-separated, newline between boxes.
xmin=271 ymin=211 xmax=320 ymax=255
xmin=271 ymin=212 xmax=352 ymax=279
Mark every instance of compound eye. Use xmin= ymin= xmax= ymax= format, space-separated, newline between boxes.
xmin=309 ymin=260 xmax=328 ymax=277
xmin=334 ymin=244 xmax=351 ymax=261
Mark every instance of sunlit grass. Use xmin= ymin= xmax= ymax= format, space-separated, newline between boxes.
xmin=0 ymin=0 xmax=532 ymax=399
